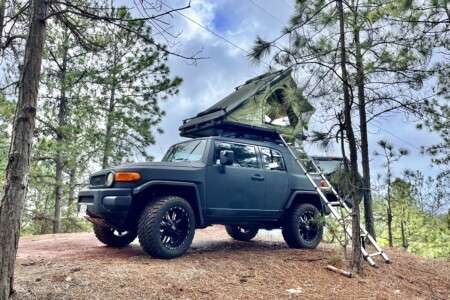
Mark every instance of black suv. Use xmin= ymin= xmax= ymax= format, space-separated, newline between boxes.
xmin=78 ymin=136 xmax=336 ymax=259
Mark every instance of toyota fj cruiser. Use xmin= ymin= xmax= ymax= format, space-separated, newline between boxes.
xmin=78 ymin=136 xmax=343 ymax=259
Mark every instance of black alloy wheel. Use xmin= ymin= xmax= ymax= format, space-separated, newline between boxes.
xmin=160 ymin=205 xmax=191 ymax=249
xmin=282 ymin=203 xmax=323 ymax=249
xmin=225 ymin=225 xmax=259 ymax=241
xmin=138 ymin=196 xmax=195 ymax=259
xmin=93 ymin=224 xmax=137 ymax=247
xmin=297 ymin=210 xmax=320 ymax=242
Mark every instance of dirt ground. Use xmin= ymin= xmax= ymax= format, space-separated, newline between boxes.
xmin=14 ymin=226 xmax=449 ymax=299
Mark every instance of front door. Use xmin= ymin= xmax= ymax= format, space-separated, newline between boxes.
xmin=206 ymin=141 xmax=266 ymax=221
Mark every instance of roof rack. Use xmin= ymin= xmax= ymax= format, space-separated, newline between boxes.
xmin=181 ymin=119 xmax=283 ymax=143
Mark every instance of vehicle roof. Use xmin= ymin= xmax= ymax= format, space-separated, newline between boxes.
xmin=170 ymin=138 xmax=345 ymax=160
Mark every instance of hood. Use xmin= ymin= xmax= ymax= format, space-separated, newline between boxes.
xmin=114 ymin=161 xmax=205 ymax=170
xmin=90 ymin=161 xmax=205 ymax=177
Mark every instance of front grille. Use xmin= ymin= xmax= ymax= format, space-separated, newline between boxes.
xmin=90 ymin=174 xmax=106 ymax=186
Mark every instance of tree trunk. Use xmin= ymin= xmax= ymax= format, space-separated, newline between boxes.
xmin=102 ymin=93 xmax=114 ymax=168
xmin=102 ymin=48 xmax=118 ymax=169
xmin=0 ymin=0 xmax=48 ymax=298
xmin=400 ymin=220 xmax=408 ymax=249
xmin=354 ymin=22 xmax=376 ymax=240
xmin=0 ymin=0 xmax=6 ymax=49
xmin=386 ymin=178 xmax=393 ymax=247
xmin=40 ymin=193 xmax=50 ymax=234
xmin=53 ymin=31 xmax=69 ymax=234
xmin=67 ymin=167 xmax=76 ymax=208
xmin=66 ymin=166 xmax=76 ymax=218
xmin=337 ymin=0 xmax=362 ymax=274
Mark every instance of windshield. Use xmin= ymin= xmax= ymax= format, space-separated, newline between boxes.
xmin=162 ymin=139 xmax=206 ymax=163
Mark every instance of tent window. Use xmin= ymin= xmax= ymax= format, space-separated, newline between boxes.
xmin=264 ymin=88 xmax=298 ymax=128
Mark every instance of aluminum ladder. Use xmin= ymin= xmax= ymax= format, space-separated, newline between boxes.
xmin=279 ymin=134 xmax=390 ymax=267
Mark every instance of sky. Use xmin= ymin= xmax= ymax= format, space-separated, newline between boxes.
xmin=123 ymin=0 xmax=443 ymax=184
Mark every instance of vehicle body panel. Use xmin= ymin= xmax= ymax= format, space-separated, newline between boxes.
xmin=78 ymin=136 xmax=340 ymax=231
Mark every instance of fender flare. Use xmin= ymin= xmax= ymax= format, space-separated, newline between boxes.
xmin=133 ymin=180 xmax=204 ymax=226
xmin=284 ymin=190 xmax=326 ymax=213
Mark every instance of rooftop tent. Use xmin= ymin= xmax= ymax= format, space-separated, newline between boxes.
xmin=179 ymin=69 xmax=315 ymax=142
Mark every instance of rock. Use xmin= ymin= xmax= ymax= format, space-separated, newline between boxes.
xmin=286 ymin=288 xmax=303 ymax=295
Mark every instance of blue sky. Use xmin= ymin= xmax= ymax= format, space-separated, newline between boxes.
xmin=123 ymin=0 xmax=443 ymax=183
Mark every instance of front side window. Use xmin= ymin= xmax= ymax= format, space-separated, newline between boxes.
xmin=214 ymin=142 xmax=259 ymax=169
xmin=163 ymin=140 xmax=206 ymax=162
xmin=260 ymin=147 xmax=286 ymax=171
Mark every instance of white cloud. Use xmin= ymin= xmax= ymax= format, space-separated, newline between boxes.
xmin=121 ymin=0 xmax=442 ymax=179
xmin=180 ymin=0 xmax=217 ymax=41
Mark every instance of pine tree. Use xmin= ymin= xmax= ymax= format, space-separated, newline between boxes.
xmin=0 ymin=0 xmax=49 ymax=297
xmin=337 ymin=0 xmax=363 ymax=273
xmin=0 ymin=1 xmax=193 ymax=297
xmin=374 ymin=140 xmax=408 ymax=247
xmin=33 ymin=12 xmax=97 ymax=233
xmin=91 ymin=8 xmax=182 ymax=168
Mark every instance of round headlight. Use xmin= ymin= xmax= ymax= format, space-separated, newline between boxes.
xmin=105 ymin=172 xmax=114 ymax=187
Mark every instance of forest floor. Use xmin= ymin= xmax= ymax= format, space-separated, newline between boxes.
xmin=14 ymin=225 xmax=449 ymax=299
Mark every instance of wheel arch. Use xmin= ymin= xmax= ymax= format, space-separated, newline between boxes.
xmin=284 ymin=191 xmax=325 ymax=214
xmin=127 ymin=180 xmax=205 ymax=228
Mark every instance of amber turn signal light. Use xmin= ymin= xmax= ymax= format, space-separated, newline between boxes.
xmin=319 ymin=180 xmax=329 ymax=188
xmin=114 ymin=172 xmax=142 ymax=182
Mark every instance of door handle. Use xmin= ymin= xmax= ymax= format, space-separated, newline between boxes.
xmin=251 ymin=174 xmax=265 ymax=181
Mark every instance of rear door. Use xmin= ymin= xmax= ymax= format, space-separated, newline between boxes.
xmin=205 ymin=141 xmax=266 ymax=221
xmin=259 ymin=146 xmax=289 ymax=213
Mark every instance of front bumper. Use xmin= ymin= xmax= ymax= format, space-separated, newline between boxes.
xmin=78 ymin=188 xmax=133 ymax=227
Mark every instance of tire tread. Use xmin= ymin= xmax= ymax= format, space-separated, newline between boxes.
xmin=138 ymin=196 xmax=195 ymax=259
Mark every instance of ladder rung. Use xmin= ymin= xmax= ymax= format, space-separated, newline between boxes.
xmin=368 ymin=251 xmax=382 ymax=257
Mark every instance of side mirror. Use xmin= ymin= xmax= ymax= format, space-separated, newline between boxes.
xmin=220 ymin=150 xmax=234 ymax=166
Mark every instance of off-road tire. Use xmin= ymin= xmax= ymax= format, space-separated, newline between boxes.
xmin=225 ymin=225 xmax=259 ymax=241
xmin=93 ymin=224 xmax=137 ymax=247
xmin=138 ymin=196 xmax=195 ymax=259
xmin=282 ymin=203 xmax=323 ymax=249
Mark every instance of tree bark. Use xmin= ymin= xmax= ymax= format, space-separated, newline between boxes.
xmin=353 ymin=19 xmax=376 ymax=240
xmin=102 ymin=92 xmax=114 ymax=168
xmin=53 ymin=30 xmax=69 ymax=234
xmin=0 ymin=0 xmax=49 ymax=298
xmin=0 ymin=0 xmax=6 ymax=49
xmin=400 ymin=220 xmax=408 ymax=249
xmin=39 ymin=193 xmax=50 ymax=234
xmin=386 ymin=169 xmax=393 ymax=247
xmin=102 ymin=47 xmax=118 ymax=169
xmin=67 ymin=167 xmax=76 ymax=208
xmin=337 ymin=0 xmax=362 ymax=274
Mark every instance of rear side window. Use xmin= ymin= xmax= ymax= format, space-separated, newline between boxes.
xmin=260 ymin=147 xmax=286 ymax=171
xmin=214 ymin=142 xmax=259 ymax=169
